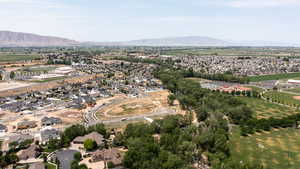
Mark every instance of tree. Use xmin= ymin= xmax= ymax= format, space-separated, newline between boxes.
xmin=10 ymin=71 xmax=15 ymax=79
xmin=83 ymin=139 xmax=97 ymax=151
xmin=87 ymin=124 xmax=107 ymax=138
xmin=168 ymin=94 xmax=176 ymax=106
xmin=74 ymin=152 xmax=82 ymax=161
xmin=107 ymin=161 xmax=115 ymax=169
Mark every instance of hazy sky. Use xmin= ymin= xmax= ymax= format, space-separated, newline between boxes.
xmin=1 ymin=0 xmax=300 ymax=42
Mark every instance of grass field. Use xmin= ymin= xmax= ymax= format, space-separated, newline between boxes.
xmin=30 ymin=76 xmax=67 ymax=83
xmin=0 ymin=54 xmax=41 ymax=62
xmin=245 ymin=85 xmax=265 ymax=93
xmin=249 ymin=72 xmax=300 ymax=82
xmin=263 ymin=91 xmax=300 ymax=107
xmin=45 ymin=163 xmax=56 ymax=169
xmin=237 ymin=97 xmax=300 ymax=119
xmin=284 ymin=87 xmax=300 ymax=94
xmin=230 ymin=127 xmax=300 ymax=169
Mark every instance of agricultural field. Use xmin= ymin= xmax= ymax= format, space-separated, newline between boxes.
xmin=0 ymin=54 xmax=42 ymax=62
xmin=230 ymin=127 xmax=300 ymax=169
xmin=237 ymin=97 xmax=300 ymax=119
xmin=162 ymin=47 xmax=300 ymax=57
xmin=263 ymin=91 xmax=300 ymax=107
xmin=248 ymin=72 xmax=300 ymax=82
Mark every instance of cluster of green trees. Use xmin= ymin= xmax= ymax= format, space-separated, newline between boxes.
xmin=47 ymin=58 xmax=72 ymax=65
xmin=114 ymin=57 xmax=175 ymax=67
xmin=117 ymin=115 xmax=202 ymax=169
xmin=240 ymin=114 xmax=300 ymax=136
xmin=45 ymin=124 xmax=107 ymax=152
xmin=182 ymin=68 xmax=250 ymax=84
xmin=156 ymin=68 xmax=254 ymax=125
xmin=0 ymin=139 xmax=34 ymax=168
xmin=71 ymin=152 xmax=88 ymax=169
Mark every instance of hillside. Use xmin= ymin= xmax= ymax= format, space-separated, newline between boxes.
xmin=0 ymin=31 xmax=79 ymax=47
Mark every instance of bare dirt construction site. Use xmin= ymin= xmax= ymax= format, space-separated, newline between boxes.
xmin=0 ymin=81 xmax=37 ymax=92
xmin=96 ymin=90 xmax=185 ymax=122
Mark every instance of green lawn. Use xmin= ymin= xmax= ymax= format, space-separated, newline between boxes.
xmin=249 ymin=72 xmax=300 ymax=82
xmin=284 ymin=88 xmax=300 ymax=94
xmin=237 ymin=97 xmax=300 ymax=119
xmin=245 ymin=85 xmax=265 ymax=93
xmin=263 ymin=91 xmax=300 ymax=107
xmin=230 ymin=127 xmax=300 ymax=169
xmin=30 ymin=76 xmax=67 ymax=83
xmin=45 ymin=163 xmax=56 ymax=169
xmin=0 ymin=54 xmax=41 ymax=62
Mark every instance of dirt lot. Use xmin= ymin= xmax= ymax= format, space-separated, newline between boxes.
xmin=0 ymin=81 xmax=37 ymax=92
xmin=96 ymin=90 xmax=185 ymax=121
xmin=293 ymin=96 xmax=300 ymax=100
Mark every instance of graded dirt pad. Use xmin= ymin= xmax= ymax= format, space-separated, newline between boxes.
xmin=0 ymin=74 xmax=102 ymax=97
xmin=52 ymin=109 xmax=82 ymax=125
xmin=97 ymin=90 xmax=186 ymax=121
xmin=0 ymin=81 xmax=37 ymax=92
xmin=293 ymin=96 xmax=300 ymax=100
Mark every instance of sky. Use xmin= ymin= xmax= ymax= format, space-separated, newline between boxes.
xmin=0 ymin=0 xmax=300 ymax=43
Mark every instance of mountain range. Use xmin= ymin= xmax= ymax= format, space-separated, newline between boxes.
xmin=0 ymin=31 xmax=78 ymax=47
xmin=0 ymin=31 xmax=297 ymax=47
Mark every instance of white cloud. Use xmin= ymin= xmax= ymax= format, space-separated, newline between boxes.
xmin=227 ymin=0 xmax=300 ymax=8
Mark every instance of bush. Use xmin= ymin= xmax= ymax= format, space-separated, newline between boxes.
xmin=107 ymin=161 xmax=115 ymax=168
xmin=83 ymin=139 xmax=97 ymax=151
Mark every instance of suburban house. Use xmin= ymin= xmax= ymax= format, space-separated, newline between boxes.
xmin=90 ymin=148 xmax=123 ymax=167
xmin=40 ymin=128 xmax=60 ymax=144
xmin=73 ymin=132 xmax=105 ymax=147
xmin=41 ymin=116 xmax=62 ymax=126
xmin=17 ymin=121 xmax=37 ymax=130
xmin=17 ymin=144 xmax=41 ymax=161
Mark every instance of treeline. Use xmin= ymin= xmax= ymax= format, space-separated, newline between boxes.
xmin=47 ymin=58 xmax=72 ymax=65
xmin=113 ymin=57 xmax=175 ymax=66
xmin=155 ymin=68 xmax=254 ymax=125
xmin=182 ymin=68 xmax=250 ymax=84
xmin=240 ymin=113 xmax=300 ymax=136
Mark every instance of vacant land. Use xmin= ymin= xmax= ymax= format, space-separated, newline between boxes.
xmin=249 ymin=72 xmax=300 ymax=82
xmin=0 ymin=81 xmax=37 ymax=92
xmin=0 ymin=54 xmax=41 ymax=62
xmin=230 ymin=127 xmax=300 ymax=169
xmin=263 ymin=91 xmax=300 ymax=107
xmin=238 ymin=97 xmax=300 ymax=119
xmin=97 ymin=90 xmax=185 ymax=121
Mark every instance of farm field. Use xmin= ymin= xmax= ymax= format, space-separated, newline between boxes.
xmin=0 ymin=54 xmax=42 ymax=62
xmin=230 ymin=127 xmax=300 ymax=169
xmin=162 ymin=48 xmax=298 ymax=57
xmin=249 ymin=72 xmax=300 ymax=82
xmin=263 ymin=91 xmax=300 ymax=107
xmin=237 ymin=97 xmax=300 ymax=119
